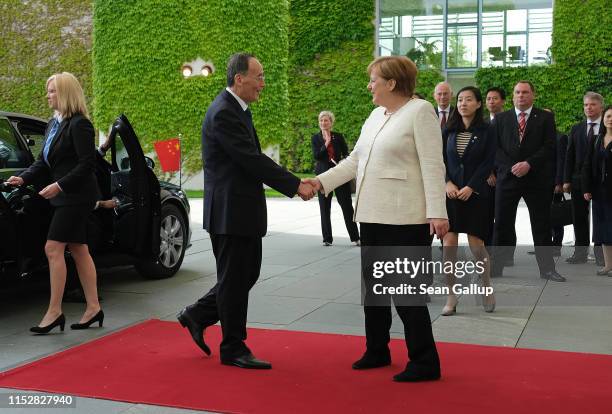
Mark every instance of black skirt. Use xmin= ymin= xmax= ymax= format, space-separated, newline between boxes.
xmin=593 ymin=187 xmax=612 ymax=244
xmin=47 ymin=202 xmax=95 ymax=244
xmin=446 ymin=193 xmax=490 ymax=241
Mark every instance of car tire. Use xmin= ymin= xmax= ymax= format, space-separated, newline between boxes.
xmin=136 ymin=203 xmax=187 ymax=279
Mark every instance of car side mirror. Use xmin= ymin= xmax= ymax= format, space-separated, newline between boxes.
xmin=145 ymin=156 xmax=155 ymax=170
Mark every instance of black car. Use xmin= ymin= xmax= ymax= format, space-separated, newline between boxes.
xmin=0 ymin=112 xmax=191 ymax=281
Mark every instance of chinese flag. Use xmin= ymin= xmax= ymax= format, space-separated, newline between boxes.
xmin=154 ymin=138 xmax=181 ymax=172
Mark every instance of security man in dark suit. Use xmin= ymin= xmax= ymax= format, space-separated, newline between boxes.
xmin=177 ymin=53 xmax=315 ymax=369
xmin=484 ymin=87 xmax=516 ymax=265
xmin=491 ymin=81 xmax=565 ymax=282
xmin=564 ymin=92 xmax=605 ymax=265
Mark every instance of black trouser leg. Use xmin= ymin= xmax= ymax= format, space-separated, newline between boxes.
xmin=571 ymin=188 xmax=590 ymax=257
xmin=318 ymin=191 xmax=333 ymax=243
xmin=335 ymin=183 xmax=359 ymax=242
xmin=523 ymin=188 xmax=555 ymax=274
xmin=486 ymin=184 xmax=496 ymax=247
xmin=191 ymin=234 xmax=262 ymax=359
xmin=395 ymin=304 xmax=440 ymax=375
xmin=492 ymin=184 xmax=521 ymax=275
xmin=552 ymin=192 xmax=564 ymax=246
xmin=360 ymin=222 xmax=439 ymax=373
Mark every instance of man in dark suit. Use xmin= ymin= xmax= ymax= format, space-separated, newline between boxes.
xmin=491 ymin=81 xmax=565 ymax=282
xmin=177 ymin=53 xmax=315 ymax=369
xmin=433 ymin=82 xmax=455 ymax=129
xmin=484 ymin=87 xmax=516 ymax=265
xmin=550 ymin=113 xmax=568 ymax=255
xmin=563 ymin=92 xmax=605 ymax=264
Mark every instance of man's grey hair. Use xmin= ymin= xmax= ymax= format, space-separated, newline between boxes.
xmin=584 ymin=91 xmax=604 ymax=105
xmin=318 ymin=110 xmax=335 ymax=124
xmin=435 ymin=81 xmax=453 ymax=94
xmin=227 ymin=52 xmax=255 ymax=87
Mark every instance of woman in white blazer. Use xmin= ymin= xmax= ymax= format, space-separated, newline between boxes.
xmin=306 ymin=56 xmax=448 ymax=382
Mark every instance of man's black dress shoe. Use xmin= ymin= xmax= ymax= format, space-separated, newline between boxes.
xmin=221 ymin=353 xmax=271 ymax=369
xmin=540 ymin=270 xmax=566 ymax=282
xmin=352 ymin=350 xmax=391 ymax=370
xmin=30 ymin=314 xmax=65 ymax=334
xmin=565 ymin=255 xmax=587 ymax=264
xmin=393 ymin=369 xmax=441 ymax=382
xmin=177 ymin=308 xmax=211 ymax=356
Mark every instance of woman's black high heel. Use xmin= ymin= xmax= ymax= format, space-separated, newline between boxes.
xmin=30 ymin=314 xmax=65 ymax=334
xmin=71 ymin=310 xmax=104 ymax=330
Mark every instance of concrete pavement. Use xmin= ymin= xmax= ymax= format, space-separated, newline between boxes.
xmin=1 ymin=197 xmax=611 ymax=413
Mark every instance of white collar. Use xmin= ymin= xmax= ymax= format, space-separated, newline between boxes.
xmin=587 ymin=116 xmax=602 ymax=125
xmin=438 ymin=106 xmax=450 ymax=113
xmin=514 ymin=106 xmax=533 ymax=117
xmin=226 ymin=87 xmax=248 ymax=111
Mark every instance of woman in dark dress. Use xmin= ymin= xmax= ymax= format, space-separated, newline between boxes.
xmin=7 ymin=72 xmax=104 ymax=333
xmin=441 ymin=86 xmax=496 ymax=315
xmin=583 ymin=105 xmax=612 ymax=276
xmin=311 ymin=111 xmax=359 ymax=246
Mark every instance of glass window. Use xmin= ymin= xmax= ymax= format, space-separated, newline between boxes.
xmin=446 ymin=0 xmax=478 ymax=68
xmin=447 ymin=25 xmax=478 ymax=68
xmin=377 ymin=0 xmax=552 ymax=70
xmin=0 ymin=118 xmax=30 ymax=170
xmin=506 ymin=9 xmax=527 ymax=32
xmin=379 ymin=0 xmax=444 ymax=70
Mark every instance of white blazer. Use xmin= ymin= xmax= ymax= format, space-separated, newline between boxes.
xmin=317 ymin=98 xmax=447 ymax=225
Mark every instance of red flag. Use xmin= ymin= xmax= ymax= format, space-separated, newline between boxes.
xmin=154 ymin=138 xmax=181 ymax=172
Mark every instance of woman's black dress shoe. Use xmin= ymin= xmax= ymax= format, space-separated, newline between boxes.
xmin=70 ymin=310 xmax=104 ymax=330
xmin=30 ymin=314 xmax=65 ymax=334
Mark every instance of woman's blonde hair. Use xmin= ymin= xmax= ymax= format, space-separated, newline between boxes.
xmin=318 ymin=110 xmax=335 ymax=124
xmin=47 ymin=72 xmax=89 ymax=119
xmin=367 ymin=56 xmax=417 ymax=97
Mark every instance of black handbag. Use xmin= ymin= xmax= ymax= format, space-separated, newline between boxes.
xmin=550 ymin=193 xmax=573 ymax=227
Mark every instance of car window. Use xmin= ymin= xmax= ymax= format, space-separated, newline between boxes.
xmin=13 ymin=118 xmax=47 ymax=156
xmin=0 ymin=118 xmax=30 ymax=171
xmin=116 ymin=131 xmax=131 ymax=171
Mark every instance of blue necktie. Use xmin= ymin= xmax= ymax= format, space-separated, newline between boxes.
xmin=43 ymin=119 xmax=60 ymax=164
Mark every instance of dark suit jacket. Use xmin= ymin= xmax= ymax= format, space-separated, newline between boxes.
xmin=435 ymin=106 xmax=455 ymax=119
xmin=582 ymin=133 xmax=612 ymax=199
xmin=564 ymin=119 xmax=603 ymax=188
xmin=19 ymin=114 xmax=99 ymax=206
xmin=554 ymin=132 xmax=568 ymax=186
xmin=442 ymin=123 xmax=496 ymax=196
xmin=311 ymin=131 xmax=349 ymax=175
xmin=493 ymin=107 xmax=556 ymax=189
xmin=202 ymin=90 xmax=300 ymax=237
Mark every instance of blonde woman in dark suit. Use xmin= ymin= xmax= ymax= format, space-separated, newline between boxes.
xmin=311 ymin=111 xmax=359 ymax=246
xmin=8 ymin=72 xmax=103 ymax=334
xmin=305 ymin=56 xmax=448 ymax=382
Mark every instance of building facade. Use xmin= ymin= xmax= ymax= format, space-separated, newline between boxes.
xmin=377 ymin=0 xmax=553 ymax=88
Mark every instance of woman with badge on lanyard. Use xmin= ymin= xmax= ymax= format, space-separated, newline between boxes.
xmin=7 ymin=72 xmax=104 ymax=334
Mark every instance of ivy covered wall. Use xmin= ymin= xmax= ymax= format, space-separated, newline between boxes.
xmin=285 ymin=0 xmax=445 ymax=172
xmin=475 ymin=0 xmax=611 ymax=132
xmin=284 ymin=0 xmax=374 ymax=172
xmin=93 ymin=0 xmax=289 ymax=172
xmin=0 ymin=0 xmax=92 ymax=119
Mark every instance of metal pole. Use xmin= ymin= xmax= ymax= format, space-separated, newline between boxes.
xmin=178 ymin=133 xmax=182 ymax=189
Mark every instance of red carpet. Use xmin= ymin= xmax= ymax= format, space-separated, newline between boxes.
xmin=0 ymin=320 xmax=610 ymax=413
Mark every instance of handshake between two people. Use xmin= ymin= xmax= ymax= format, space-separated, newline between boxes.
xmin=296 ymin=178 xmax=323 ymax=201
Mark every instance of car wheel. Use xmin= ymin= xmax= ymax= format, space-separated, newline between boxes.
xmin=136 ymin=203 xmax=187 ymax=279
